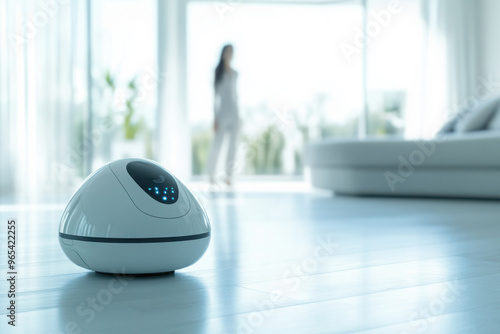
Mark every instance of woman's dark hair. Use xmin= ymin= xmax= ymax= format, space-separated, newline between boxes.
xmin=215 ymin=44 xmax=233 ymax=87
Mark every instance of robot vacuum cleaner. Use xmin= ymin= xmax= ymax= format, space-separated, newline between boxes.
xmin=59 ymin=158 xmax=211 ymax=274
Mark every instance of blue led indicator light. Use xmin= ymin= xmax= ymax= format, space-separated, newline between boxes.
xmin=171 ymin=197 xmax=174 ymax=200
xmin=148 ymin=188 xmax=152 ymax=191
xmin=163 ymin=197 xmax=167 ymax=201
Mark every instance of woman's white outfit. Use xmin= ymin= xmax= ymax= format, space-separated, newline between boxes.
xmin=207 ymin=70 xmax=240 ymax=181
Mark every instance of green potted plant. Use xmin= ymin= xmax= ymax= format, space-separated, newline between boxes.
xmin=103 ymin=71 xmax=148 ymax=159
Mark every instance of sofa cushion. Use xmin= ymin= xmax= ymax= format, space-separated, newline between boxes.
xmin=487 ymin=107 xmax=500 ymax=131
xmin=436 ymin=108 xmax=468 ymax=136
xmin=305 ymin=132 xmax=500 ymax=169
xmin=455 ymin=96 xmax=500 ymax=132
xmin=436 ymin=117 xmax=459 ymax=136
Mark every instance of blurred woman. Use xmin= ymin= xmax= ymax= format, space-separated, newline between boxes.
xmin=207 ymin=44 xmax=240 ymax=186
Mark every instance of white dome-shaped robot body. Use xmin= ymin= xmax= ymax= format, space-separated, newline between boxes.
xmin=59 ymin=158 xmax=211 ymax=274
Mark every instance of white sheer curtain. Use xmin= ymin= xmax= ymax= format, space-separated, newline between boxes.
xmin=0 ymin=0 xmax=88 ymax=201
xmin=0 ymin=1 xmax=15 ymax=197
xmin=420 ymin=0 xmax=479 ymax=137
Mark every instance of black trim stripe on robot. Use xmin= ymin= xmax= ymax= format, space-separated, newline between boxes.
xmin=59 ymin=232 xmax=210 ymax=243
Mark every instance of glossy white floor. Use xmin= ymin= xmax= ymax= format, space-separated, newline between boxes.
xmin=2 ymin=184 xmax=500 ymax=334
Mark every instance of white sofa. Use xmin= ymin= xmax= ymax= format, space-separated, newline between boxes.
xmin=305 ymin=96 xmax=500 ymax=198
xmin=304 ymin=132 xmax=500 ymax=198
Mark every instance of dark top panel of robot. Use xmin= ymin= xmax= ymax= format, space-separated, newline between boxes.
xmin=126 ymin=161 xmax=179 ymax=204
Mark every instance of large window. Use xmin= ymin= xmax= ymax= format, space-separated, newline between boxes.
xmin=0 ymin=0 xmax=432 ymax=200
xmin=90 ymin=0 xmax=158 ymax=169
xmin=365 ymin=0 xmax=423 ymax=137
xmin=188 ymin=1 xmax=364 ymax=176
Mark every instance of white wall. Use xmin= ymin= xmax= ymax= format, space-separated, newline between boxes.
xmin=157 ymin=0 xmax=191 ymax=180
